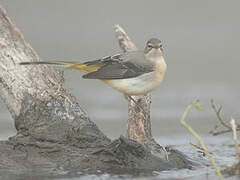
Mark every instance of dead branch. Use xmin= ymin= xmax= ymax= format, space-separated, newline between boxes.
xmin=230 ymin=118 xmax=240 ymax=175
xmin=180 ymin=100 xmax=223 ymax=179
xmin=211 ymin=99 xmax=231 ymax=129
xmin=209 ymin=99 xmax=240 ymax=136
xmin=190 ymin=143 xmax=213 ymax=155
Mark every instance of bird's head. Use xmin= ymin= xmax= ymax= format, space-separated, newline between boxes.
xmin=144 ymin=38 xmax=163 ymax=58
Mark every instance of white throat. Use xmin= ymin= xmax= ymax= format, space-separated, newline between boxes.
xmin=145 ymin=49 xmax=163 ymax=61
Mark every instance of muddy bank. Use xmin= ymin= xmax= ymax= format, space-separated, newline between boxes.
xmin=0 ymin=135 xmax=194 ymax=178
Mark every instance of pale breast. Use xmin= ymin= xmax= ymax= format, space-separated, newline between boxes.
xmin=154 ymin=56 xmax=167 ymax=84
xmin=104 ymin=57 xmax=167 ymax=95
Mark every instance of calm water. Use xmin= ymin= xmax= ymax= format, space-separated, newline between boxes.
xmin=0 ymin=1 xmax=240 ymax=179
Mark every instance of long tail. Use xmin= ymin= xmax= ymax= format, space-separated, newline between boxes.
xmin=19 ymin=61 xmax=82 ymax=67
xmin=19 ymin=61 xmax=101 ymax=73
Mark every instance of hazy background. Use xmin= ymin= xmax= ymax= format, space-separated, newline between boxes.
xmin=1 ymin=0 xmax=240 ymax=140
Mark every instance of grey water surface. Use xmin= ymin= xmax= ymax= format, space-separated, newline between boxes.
xmin=0 ymin=0 xmax=240 ymax=179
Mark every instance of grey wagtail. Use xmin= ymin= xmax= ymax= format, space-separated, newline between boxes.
xmin=20 ymin=38 xmax=166 ymax=96
xmin=20 ymin=38 xmax=166 ymax=113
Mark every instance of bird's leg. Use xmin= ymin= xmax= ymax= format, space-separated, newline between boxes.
xmin=125 ymin=95 xmax=148 ymax=119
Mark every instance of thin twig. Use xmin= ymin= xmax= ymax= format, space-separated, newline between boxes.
xmin=210 ymin=100 xmax=240 ymax=136
xmin=210 ymin=129 xmax=234 ymax=136
xmin=230 ymin=118 xmax=240 ymax=175
xmin=211 ymin=99 xmax=231 ymax=129
xmin=190 ymin=143 xmax=212 ymax=155
xmin=181 ymin=100 xmax=223 ymax=180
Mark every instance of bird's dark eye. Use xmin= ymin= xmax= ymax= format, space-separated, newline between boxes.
xmin=160 ymin=44 xmax=163 ymax=48
xmin=147 ymin=44 xmax=153 ymax=48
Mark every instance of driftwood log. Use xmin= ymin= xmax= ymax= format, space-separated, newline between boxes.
xmin=0 ymin=4 xmax=193 ymax=178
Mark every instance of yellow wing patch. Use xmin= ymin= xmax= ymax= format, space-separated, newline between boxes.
xmin=65 ymin=62 xmax=102 ymax=73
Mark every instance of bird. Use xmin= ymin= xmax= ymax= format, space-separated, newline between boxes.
xmin=20 ymin=38 xmax=166 ymax=114
xmin=20 ymin=38 xmax=166 ymax=96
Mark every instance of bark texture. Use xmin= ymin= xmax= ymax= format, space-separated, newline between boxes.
xmin=0 ymin=4 xmax=193 ymax=178
xmin=0 ymin=4 xmax=107 ymax=145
